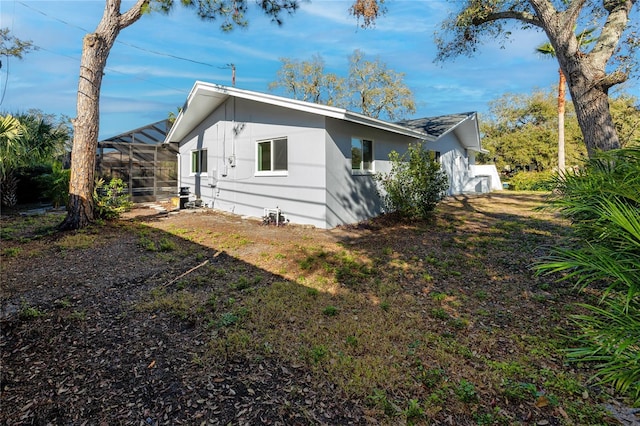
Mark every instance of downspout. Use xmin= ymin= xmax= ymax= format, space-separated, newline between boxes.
xmin=222 ymin=103 xmax=227 ymax=176
xmin=176 ymin=152 xmax=181 ymax=195
xmin=231 ymin=96 xmax=236 ymax=167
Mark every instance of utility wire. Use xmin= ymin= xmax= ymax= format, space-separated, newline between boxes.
xmin=31 ymin=44 xmax=190 ymax=95
xmin=16 ymin=1 xmax=218 ymax=68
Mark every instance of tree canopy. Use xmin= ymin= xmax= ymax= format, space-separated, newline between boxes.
xmin=268 ymin=54 xmax=345 ymax=106
xmin=478 ymin=89 xmax=640 ymax=172
xmin=269 ymin=50 xmax=416 ymax=121
xmin=352 ymin=0 xmax=639 ymax=156
xmin=0 ymin=28 xmax=35 ymax=66
xmin=479 ymin=89 xmax=586 ymax=173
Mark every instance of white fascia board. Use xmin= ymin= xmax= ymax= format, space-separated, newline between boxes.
xmin=464 ymin=112 xmax=484 ymax=152
xmin=439 ymin=112 xmax=472 ymax=139
xmin=193 ymin=81 xmax=347 ymax=120
xmin=165 ymin=81 xmax=347 ymax=143
xmin=226 ymin=85 xmax=347 ymax=119
xmin=452 ymin=112 xmax=483 ymax=152
xmin=467 ymin=147 xmax=490 ymax=154
xmin=165 ymin=81 xmax=428 ymax=143
xmin=165 ymin=82 xmax=232 ymax=143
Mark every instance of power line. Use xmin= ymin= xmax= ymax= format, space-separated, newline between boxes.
xmin=16 ymin=1 xmax=219 ymax=68
xmin=30 ymin=44 xmax=190 ymax=95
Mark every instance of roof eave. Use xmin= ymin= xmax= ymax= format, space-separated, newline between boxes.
xmin=456 ymin=112 xmax=484 ymax=152
xmin=165 ymin=81 xmax=428 ymax=143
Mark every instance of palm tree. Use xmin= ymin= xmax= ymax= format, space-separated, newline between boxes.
xmin=0 ymin=114 xmax=25 ymax=207
xmin=0 ymin=112 xmax=70 ymax=207
xmin=536 ymin=29 xmax=595 ymax=175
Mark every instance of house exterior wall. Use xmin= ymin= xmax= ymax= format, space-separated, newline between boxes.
xmin=178 ymin=98 xmax=330 ymax=228
xmin=425 ymin=132 xmax=470 ymax=195
xmin=469 ymin=164 xmax=503 ymax=191
xmin=324 ymin=118 xmax=419 ymax=227
xmin=176 ymin=93 xmax=492 ymax=228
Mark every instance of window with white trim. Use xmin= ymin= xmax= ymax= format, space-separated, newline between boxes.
xmin=351 ymin=137 xmax=373 ymax=172
xmin=191 ymin=149 xmax=207 ymax=174
xmin=256 ymin=137 xmax=288 ymax=175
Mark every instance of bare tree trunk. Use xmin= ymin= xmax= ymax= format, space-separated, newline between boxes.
xmin=557 ymin=68 xmax=566 ymax=174
xmin=60 ymin=0 xmax=146 ymax=230
xmin=60 ymin=33 xmax=111 ymax=230
xmin=552 ymin=18 xmax=623 ymax=157
xmin=556 ymin=55 xmax=622 ymax=156
xmin=567 ymin=79 xmax=620 ymax=156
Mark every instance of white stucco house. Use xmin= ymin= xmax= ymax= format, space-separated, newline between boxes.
xmin=164 ymin=81 xmax=499 ymax=229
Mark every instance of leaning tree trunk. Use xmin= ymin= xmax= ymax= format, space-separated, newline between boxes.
xmin=529 ymin=0 xmax=628 ymax=158
xmin=554 ymin=23 xmax=623 ymax=157
xmin=567 ymin=77 xmax=620 ymax=157
xmin=60 ymin=0 xmax=146 ymax=230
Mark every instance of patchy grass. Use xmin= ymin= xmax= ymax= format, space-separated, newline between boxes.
xmin=56 ymin=232 xmax=99 ymax=250
xmin=0 ymin=213 xmax=61 ymax=241
xmin=1 ymin=194 xmax=621 ymax=424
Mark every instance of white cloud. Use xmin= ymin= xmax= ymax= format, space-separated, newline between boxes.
xmin=298 ymin=2 xmax=355 ymax=26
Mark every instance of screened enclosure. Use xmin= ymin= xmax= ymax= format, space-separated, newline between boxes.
xmin=96 ymin=120 xmax=178 ymax=202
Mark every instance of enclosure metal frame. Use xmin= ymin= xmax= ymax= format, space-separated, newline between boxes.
xmin=96 ymin=120 xmax=178 ymax=202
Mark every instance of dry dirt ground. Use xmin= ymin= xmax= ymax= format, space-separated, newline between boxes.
xmin=0 ymin=193 xmax=636 ymax=425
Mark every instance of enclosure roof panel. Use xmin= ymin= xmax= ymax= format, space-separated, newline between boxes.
xmin=100 ymin=119 xmax=170 ymax=146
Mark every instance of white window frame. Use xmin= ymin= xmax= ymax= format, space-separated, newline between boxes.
xmin=190 ymin=149 xmax=208 ymax=175
xmin=351 ymin=137 xmax=374 ymax=175
xmin=255 ymin=137 xmax=288 ymax=177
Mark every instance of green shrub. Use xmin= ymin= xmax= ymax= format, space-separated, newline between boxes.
xmin=36 ymin=161 xmax=70 ymax=208
xmin=538 ymin=147 xmax=640 ymax=299
xmin=568 ymin=296 xmax=640 ymax=404
xmin=94 ymin=177 xmax=133 ymax=219
xmin=536 ymin=147 xmax=640 ymax=404
xmin=375 ymin=143 xmax=449 ymax=219
xmin=507 ymin=170 xmax=555 ymax=191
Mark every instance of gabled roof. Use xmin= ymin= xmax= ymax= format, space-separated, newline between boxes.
xmin=398 ymin=112 xmax=487 ymax=153
xmin=164 ymin=81 xmax=428 ymax=143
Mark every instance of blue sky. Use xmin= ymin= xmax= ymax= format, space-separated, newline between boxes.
xmin=1 ymin=0 xmax=637 ymax=139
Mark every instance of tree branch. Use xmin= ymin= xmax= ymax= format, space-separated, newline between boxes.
xmin=597 ymin=70 xmax=628 ymax=90
xmin=590 ymin=0 xmax=636 ymax=69
xmin=119 ymin=0 xmax=150 ymax=29
xmin=472 ymin=10 xmax=541 ymax=27
xmin=565 ymin=0 xmax=588 ymax=26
